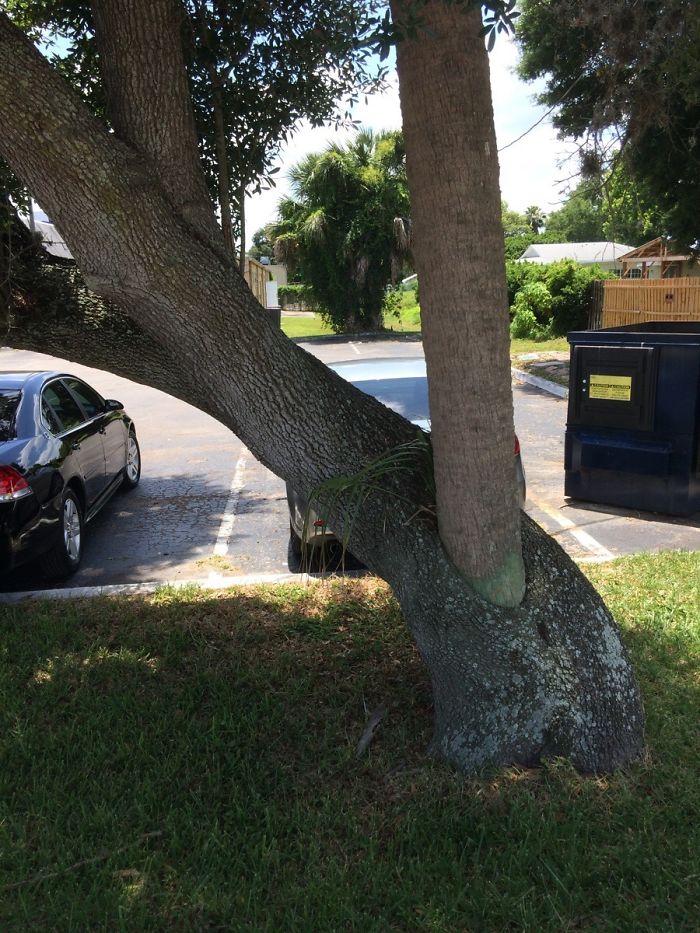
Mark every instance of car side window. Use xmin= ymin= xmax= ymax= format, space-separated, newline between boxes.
xmin=42 ymin=382 xmax=84 ymax=433
xmin=41 ymin=396 xmax=62 ymax=434
xmin=63 ymin=378 xmax=104 ymax=419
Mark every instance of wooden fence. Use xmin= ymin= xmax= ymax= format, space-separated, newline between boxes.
xmin=244 ymin=257 xmax=269 ymax=306
xmin=597 ymin=277 xmax=700 ymax=328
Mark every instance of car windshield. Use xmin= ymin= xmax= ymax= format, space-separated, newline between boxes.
xmin=0 ymin=391 xmax=20 ymax=441
xmin=353 ymin=376 xmax=429 ymax=425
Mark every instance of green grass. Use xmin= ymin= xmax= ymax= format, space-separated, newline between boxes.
xmin=280 ymin=302 xmax=570 ymax=350
xmin=1 ymin=553 xmax=698 ymax=929
xmin=383 ymin=290 xmax=422 ymax=333
xmin=510 ymin=336 xmax=569 ymax=355
xmin=280 ymin=313 xmax=334 ymax=339
xmin=280 ymin=292 xmax=421 ymax=339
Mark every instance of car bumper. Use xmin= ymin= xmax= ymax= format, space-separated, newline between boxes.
xmin=0 ymin=496 xmax=60 ymax=575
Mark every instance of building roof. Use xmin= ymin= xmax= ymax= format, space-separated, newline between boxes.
xmin=518 ymin=242 xmax=635 ymax=265
xmin=617 ymin=237 xmax=691 ymax=263
xmin=19 ymin=216 xmax=73 ymax=260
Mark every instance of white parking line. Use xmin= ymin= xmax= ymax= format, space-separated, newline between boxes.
xmin=348 ymin=342 xmax=361 ymax=355
xmin=530 ymin=498 xmax=615 ymax=561
xmin=213 ymin=450 xmax=248 ymax=557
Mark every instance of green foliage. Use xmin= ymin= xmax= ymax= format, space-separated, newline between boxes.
xmin=503 ymin=230 xmax=560 ymax=261
xmin=544 ymin=171 xmax=663 ymax=247
xmin=5 ymin=0 xmax=388 ymax=249
xmin=248 ymin=227 xmax=275 ymax=262
xmin=501 ymin=200 xmax=530 ymax=238
xmin=278 ymin=283 xmax=316 ymax=306
xmin=510 ymin=304 xmax=550 ymax=340
xmin=381 ymin=286 xmax=403 ymax=321
xmin=524 ymin=204 xmax=546 ymax=233
xmin=545 ymin=182 xmax=606 ymax=242
xmin=307 ymin=431 xmax=435 ymax=557
xmin=509 ymin=283 xmax=553 ymax=339
xmin=507 ymin=259 xmax=615 ymax=335
xmin=516 ymin=0 xmax=698 ymax=247
xmin=271 ymin=130 xmax=412 ymax=333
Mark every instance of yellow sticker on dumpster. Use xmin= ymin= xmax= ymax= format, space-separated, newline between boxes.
xmin=589 ymin=374 xmax=632 ymax=401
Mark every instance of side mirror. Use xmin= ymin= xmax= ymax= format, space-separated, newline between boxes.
xmin=104 ymin=398 xmax=124 ymax=412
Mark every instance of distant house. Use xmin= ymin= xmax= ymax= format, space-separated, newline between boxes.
xmin=617 ymin=238 xmax=699 ymax=279
xmin=20 ymin=215 xmax=73 ymax=261
xmin=517 ymin=242 xmax=635 ymax=275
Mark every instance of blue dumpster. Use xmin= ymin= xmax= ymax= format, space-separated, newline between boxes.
xmin=565 ymin=322 xmax=700 ymax=516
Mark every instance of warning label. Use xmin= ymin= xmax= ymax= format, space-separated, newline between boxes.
xmin=589 ymin=374 xmax=632 ymax=402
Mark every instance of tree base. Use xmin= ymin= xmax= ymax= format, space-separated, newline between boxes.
xmin=398 ymin=514 xmax=645 ymax=774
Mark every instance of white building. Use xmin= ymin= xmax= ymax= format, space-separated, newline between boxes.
xmin=517 ymin=242 xmax=635 ymax=274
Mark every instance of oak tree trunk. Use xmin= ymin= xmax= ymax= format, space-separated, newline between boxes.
xmin=211 ymin=74 xmax=236 ymax=257
xmin=0 ymin=4 xmax=645 ymax=773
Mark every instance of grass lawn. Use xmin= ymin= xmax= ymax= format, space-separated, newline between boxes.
xmin=510 ymin=336 xmax=569 ymax=355
xmin=280 ymin=303 xmax=569 ymax=352
xmin=280 ymin=314 xmax=334 ymax=339
xmin=1 ymin=551 xmax=698 ymax=929
xmin=280 ymin=292 xmax=421 ymax=340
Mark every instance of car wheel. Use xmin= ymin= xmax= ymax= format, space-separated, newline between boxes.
xmin=121 ymin=429 xmax=141 ymax=490
xmin=40 ymin=488 xmax=83 ymax=579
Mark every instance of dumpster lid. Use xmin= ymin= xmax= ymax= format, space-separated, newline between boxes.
xmin=568 ymin=321 xmax=700 ymax=346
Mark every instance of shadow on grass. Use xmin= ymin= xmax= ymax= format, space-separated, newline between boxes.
xmin=0 ymin=573 xmax=698 ymax=931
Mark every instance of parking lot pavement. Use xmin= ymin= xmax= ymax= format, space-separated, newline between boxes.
xmin=2 ymin=340 xmax=699 ymax=594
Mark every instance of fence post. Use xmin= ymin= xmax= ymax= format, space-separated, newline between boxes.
xmin=588 ymin=280 xmax=604 ymax=330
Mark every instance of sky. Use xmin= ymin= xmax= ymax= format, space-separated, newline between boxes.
xmin=245 ymin=36 xmax=580 ymax=249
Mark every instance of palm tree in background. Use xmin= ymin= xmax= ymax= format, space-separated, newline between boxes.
xmin=525 ymin=204 xmax=546 ymax=234
xmin=272 ymin=130 xmax=411 ymax=332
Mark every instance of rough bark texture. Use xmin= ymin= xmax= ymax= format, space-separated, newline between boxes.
xmin=91 ymin=0 xmax=223 ymax=253
xmin=210 ymin=73 xmax=236 ymax=257
xmin=393 ymin=0 xmax=525 ymax=607
xmin=0 ymin=5 xmax=645 ymax=773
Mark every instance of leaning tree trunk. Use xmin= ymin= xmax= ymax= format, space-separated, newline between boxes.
xmin=0 ymin=3 xmax=644 ymax=773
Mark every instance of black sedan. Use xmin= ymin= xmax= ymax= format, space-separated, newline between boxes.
xmin=0 ymin=371 xmax=141 ymax=580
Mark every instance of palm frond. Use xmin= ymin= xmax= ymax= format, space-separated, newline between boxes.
xmin=303 ymin=431 xmax=435 ymax=564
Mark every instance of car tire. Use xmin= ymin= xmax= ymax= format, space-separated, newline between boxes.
xmin=121 ymin=429 xmax=141 ymax=490
xmin=289 ymin=522 xmax=303 ymax=560
xmin=40 ymin=488 xmax=83 ymax=579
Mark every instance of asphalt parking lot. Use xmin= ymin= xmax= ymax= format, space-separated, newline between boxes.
xmin=2 ymin=338 xmax=699 ymax=594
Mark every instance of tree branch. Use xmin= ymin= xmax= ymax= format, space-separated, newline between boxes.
xmin=90 ymin=0 xmax=223 ymax=251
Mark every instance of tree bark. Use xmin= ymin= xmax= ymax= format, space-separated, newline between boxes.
xmin=0 ymin=6 xmax=645 ymax=774
xmin=393 ymin=0 xmax=525 ymax=608
xmin=238 ymin=181 xmax=247 ymax=274
xmin=210 ymin=72 xmax=236 ymax=257
xmin=90 ymin=0 xmax=222 ymax=253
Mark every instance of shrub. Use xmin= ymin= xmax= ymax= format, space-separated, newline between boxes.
xmin=510 ymin=305 xmax=549 ymax=340
xmin=505 ymin=259 xmax=537 ymax=308
xmin=507 ymin=260 xmax=616 ymax=336
xmin=278 ymin=283 xmax=317 ymax=310
xmin=381 ymin=286 xmax=403 ymax=320
xmin=509 ymin=283 xmax=553 ymax=340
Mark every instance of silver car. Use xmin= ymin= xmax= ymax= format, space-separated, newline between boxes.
xmin=287 ymin=356 xmax=526 ymax=558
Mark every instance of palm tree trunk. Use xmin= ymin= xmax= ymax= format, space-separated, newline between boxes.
xmin=392 ymin=0 xmax=525 ymax=607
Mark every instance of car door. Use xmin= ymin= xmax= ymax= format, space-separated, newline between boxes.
xmin=42 ymin=380 xmax=107 ymax=506
xmin=62 ymin=377 xmax=126 ymax=488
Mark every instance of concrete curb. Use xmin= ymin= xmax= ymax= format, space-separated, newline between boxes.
xmin=0 ymin=572 xmax=323 ymax=604
xmin=511 ymin=367 xmax=569 ymax=399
